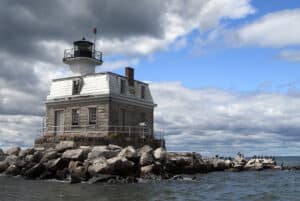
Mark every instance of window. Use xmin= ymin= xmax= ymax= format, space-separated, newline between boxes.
xmin=120 ymin=79 xmax=126 ymax=94
xmin=72 ymin=109 xmax=79 ymax=125
xmin=141 ymin=85 xmax=146 ymax=99
xmin=72 ymin=79 xmax=81 ymax=95
xmin=140 ymin=112 xmax=146 ymax=122
xmin=89 ymin=108 xmax=97 ymax=125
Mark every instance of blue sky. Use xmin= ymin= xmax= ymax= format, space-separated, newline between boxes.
xmin=111 ymin=0 xmax=300 ymax=92
xmin=1 ymin=0 xmax=300 ymax=156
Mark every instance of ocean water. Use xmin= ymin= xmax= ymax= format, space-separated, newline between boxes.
xmin=0 ymin=157 xmax=299 ymax=201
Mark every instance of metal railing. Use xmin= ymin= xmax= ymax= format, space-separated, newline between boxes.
xmin=37 ymin=124 xmax=152 ymax=138
xmin=63 ymin=48 xmax=103 ymax=61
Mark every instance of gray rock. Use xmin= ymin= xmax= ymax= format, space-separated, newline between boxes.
xmin=25 ymin=163 xmax=45 ymax=179
xmin=5 ymin=155 xmax=18 ymax=166
xmin=107 ymin=156 xmax=135 ymax=176
xmin=62 ymin=149 xmax=84 ymax=161
xmin=0 ymin=161 xmax=8 ymax=173
xmin=140 ymin=152 xmax=154 ymax=166
xmin=55 ymin=168 xmax=69 ymax=180
xmin=141 ymin=164 xmax=157 ymax=176
xmin=153 ymin=148 xmax=167 ymax=162
xmin=68 ymin=161 xmax=89 ymax=181
xmin=19 ymin=148 xmax=35 ymax=158
xmin=5 ymin=147 xmax=21 ymax=156
xmin=44 ymin=158 xmax=69 ymax=171
xmin=31 ymin=151 xmax=44 ymax=163
xmin=0 ymin=149 xmax=7 ymax=161
xmin=108 ymin=144 xmax=122 ymax=151
xmin=5 ymin=164 xmax=20 ymax=176
xmin=137 ymin=145 xmax=153 ymax=157
xmin=212 ymin=159 xmax=227 ymax=170
xmin=55 ymin=141 xmax=75 ymax=152
xmin=118 ymin=146 xmax=138 ymax=161
xmin=88 ymin=146 xmax=119 ymax=160
xmin=40 ymin=150 xmax=58 ymax=163
xmin=88 ymin=175 xmax=116 ymax=184
xmin=88 ymin=157 xmax=109 ymax=176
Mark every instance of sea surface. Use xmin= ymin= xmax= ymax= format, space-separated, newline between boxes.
xmin=0 ymin=157 xmax=299 ymax=201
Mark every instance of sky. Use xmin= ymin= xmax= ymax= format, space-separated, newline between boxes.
xmin=0 ymin=0 xmax=300 ymax=156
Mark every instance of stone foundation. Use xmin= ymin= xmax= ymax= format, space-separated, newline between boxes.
xmin=34 ymin=133 xmax=165 ymax=150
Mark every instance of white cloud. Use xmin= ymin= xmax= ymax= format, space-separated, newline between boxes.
xmin=279 ymin=49 xmax=300 ymax=62
xmin=234 ymin=9 xmax=300 ymax=47
xmin=150 ymin=82 xmax=300 ymax=156
xmin=97 ymin=0 xmax=254 ymax=57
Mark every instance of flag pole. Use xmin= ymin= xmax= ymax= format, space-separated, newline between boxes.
xmin=93 ymin=27 xmax=97 ymax=57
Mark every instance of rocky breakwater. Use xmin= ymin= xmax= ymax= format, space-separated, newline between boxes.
xmin=0 ymin=143 xmax=290 ymax=184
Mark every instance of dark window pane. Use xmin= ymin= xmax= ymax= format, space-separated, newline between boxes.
xmin=89 ymin=108 xmax=97 ymax=125
xmin=72 ymin=109 xmax=79 ymax=125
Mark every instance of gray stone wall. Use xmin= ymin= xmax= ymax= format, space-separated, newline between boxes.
xmin=45 ymin=97 xmax=154 ymax=136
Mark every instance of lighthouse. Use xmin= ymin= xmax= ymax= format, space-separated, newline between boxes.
xmin=63 ymin=37 xmax=103 ymax=75
xmin=35 ymin=37 xmax=164 ymax=149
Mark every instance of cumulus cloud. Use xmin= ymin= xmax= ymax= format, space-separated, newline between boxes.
xmin=233 ymin=9 xmax=300 ymax=47
xmin=151 ymin=82 xmax=300 ymax=156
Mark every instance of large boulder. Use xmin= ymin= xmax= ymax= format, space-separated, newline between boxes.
xmin=153 ymin=148 xmax=167 ymax=162
xmin=0 ymin=149 xmax=7 ymax=161
xmin=5 ymin=155 xmax=18 ymax=166
xmin=62 ymin=149 xmax=84 ymax=161
xmin=140 ymin=152 xmax=154 ymax=166
xmin=108 ymin=144 xmax=122 ymax=151
xmin=107 ymin=156 xmax=135 ymax=176
xmin=88 ymin=157 xmax=109 ymax=176
xmin=55 ymin=141 xmax=75 ymax=152
xmin=40 ymin=150 xmax=58 ymax=163
xmin=212 ymin=159 xmax=227 ymax=171
xmin=5 ymin=164 xmax=20 ymax=176
xmin=68 ymin=161 xmax=89 ymax=182
xmin=19 ymin=148 xmax=35 ymax=158
xmin=137 ymin=145 xmax=153 ymax=157
xmin=118 ymin=146 xmax=138 ymax=161
xmin=5 ymin=147 xmax=21 ymax=156
xmin=24 ymin=163 xmax=45 ymax=179
xmin=0 ymin=161 xmax=8 ymax=173
xmin=165 ymin=152 xmax=206 ymax=174
xmin=44 ymin=158 xmax=69 ymax=171
xmin=140 ymin=163 xmax=162 ymax=176
xmin=88 ymin=146 xmax=119 ymax=160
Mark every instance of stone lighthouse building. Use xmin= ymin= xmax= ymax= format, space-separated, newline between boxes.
xmin=35 ymin=38 xmax=164 ymax=148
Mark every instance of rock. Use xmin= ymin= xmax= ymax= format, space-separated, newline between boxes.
xmin=107 ymin=156 xmax=135 ymax=176
xmin=62 ymin=149 xmax=84 ymax=161
xmin=55 ymin=168 xmax=69 ymax=180
xmin=165 ymin=152 xmax=206 ymax=174
xmin=88 ymin=146 xmax=119 ymax=160
xmin=55 ymin=141 xmax=75 ymax=152
xmin=140 ymin=152 xmax=154 ymax=166
xmin=44 ymin=158 xmax=69 ymax=171
xmin=224 ymin=159 xmax=233 ymax=169
xmin=88 ymin=157 xmax=109 ymax=176
xmin=140 ymin=164 xmax=161 ymax=176
xmin=212 ymin=159 xmax=227 ymax=171
xmin=137 ymin=145 xmax=153 ymax=157
xmin=19 ymin=148 xmax=35 ymax=158
xmin=31 ymin=151 xmax=44 ymax=163
xmin=5 ymin=147 xmax=21 ymax=156
xmin=5 ymin=155 xmax=18 ymax=166
xmin=153 ymin=148 xmax=167 ymax=162
xmin=88 ymin=175 xmax=116 ymax=184
xmin=108 ymin=144 xmax=122 ymax=151
xmin=5 ymin=164 xmax=20 ymax=176
xmin=0 ymin=149 xmax=7 ymax=161
xmin=118 ymin=146 xmax=138 ymax=161
xmin=0 ymin=161 xmax=8 ymax=173
xmin=68 ymin=161 xmax=89 ymax=181
xmin=40 ymin=150 xmax=58 ymax=163
xmin=25 ymin=163 xmax=45 ymax=179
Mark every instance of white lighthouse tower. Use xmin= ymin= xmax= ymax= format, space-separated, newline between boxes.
xmin=63 ymin=37 xmax=103 ymax=75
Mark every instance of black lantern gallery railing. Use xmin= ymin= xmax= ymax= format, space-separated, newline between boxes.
xmin=63 ymin=48 xmax=103 ymax=63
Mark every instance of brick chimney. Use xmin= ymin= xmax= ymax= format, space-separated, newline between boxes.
xmin=125 ymin=67 xmax=134 ymax=86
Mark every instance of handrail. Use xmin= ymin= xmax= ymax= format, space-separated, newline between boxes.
xmin=37 ymin=124 xmax=152 ymax=138
xmin=63 ymin=48 xmax=103 ymax=61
